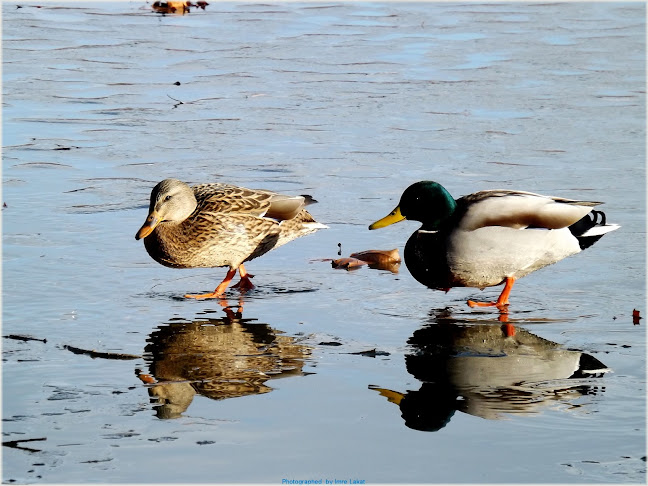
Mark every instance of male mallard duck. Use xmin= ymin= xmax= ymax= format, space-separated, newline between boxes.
xmin=136 ymin=179 xmax=327 ymax=299
xmin=369 ymin=181 xmax=619 ymax=310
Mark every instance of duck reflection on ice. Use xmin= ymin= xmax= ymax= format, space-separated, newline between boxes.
xmin=137 ymin=302 xmax=311 ymax=419
xmin=370 ymin=311 xmax=610 ymax=432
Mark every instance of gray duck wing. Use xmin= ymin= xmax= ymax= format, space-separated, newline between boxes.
xmin=456 ymin=190 xmax=602 ymax=231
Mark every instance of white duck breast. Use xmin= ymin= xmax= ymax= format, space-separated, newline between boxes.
xmin=446 ymin=225 xmax=582 ymax=288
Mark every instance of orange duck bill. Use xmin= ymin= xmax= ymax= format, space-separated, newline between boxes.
xmin=135 ymin=211 xmax=160 ymax=240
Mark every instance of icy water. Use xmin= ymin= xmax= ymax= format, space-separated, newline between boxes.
xmin=2 ymin=1 xmax=646 ymax=483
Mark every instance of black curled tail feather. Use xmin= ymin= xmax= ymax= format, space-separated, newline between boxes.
xmin=569 ymin=210 xmax=608 ymax=250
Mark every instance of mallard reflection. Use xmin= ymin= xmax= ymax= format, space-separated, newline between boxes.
xmin=370 ymin=314 xmax=609 ymax=432
xmin=139 ymin=304 xmax=311 ymax=419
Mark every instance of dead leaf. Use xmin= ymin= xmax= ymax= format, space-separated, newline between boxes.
xmin=331 ymin=257 xmax=367 ymax=270
xmin=349 ymin=248 xmax=401 ymax=265
xmin=331 ymin=248 xmax=401 ymax=273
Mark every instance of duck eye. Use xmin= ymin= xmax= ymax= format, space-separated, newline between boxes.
xmin=164 ymin=195 xmax=172 ymax=202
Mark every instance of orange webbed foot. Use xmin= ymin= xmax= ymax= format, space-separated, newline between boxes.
xmin=467 ymin=300 xmax=510 ymax=314
xmin=184 ymin=268 xmax=237 ymax=300
xmin=184 ymin=291 xmax=226 ymax=300
xmin=231 ymin=274 xmax=255 ymax=291
xmin=231 ymin=264 xmax=255 ymax=292
xmin=467 ymin=277 xmax=515 ymax=312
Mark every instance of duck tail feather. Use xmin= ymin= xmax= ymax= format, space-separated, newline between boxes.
xmin=300 ymin=194 xmax=318 ymax=206
xmin=302 ymin=222 xmax=328 ymax=230
xmin=569 ymin=209 xmax=620 ymax=250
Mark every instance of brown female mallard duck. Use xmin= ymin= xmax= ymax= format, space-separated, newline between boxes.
xmin=135 ymin=179 xmax=327 ymax=299
xmin=369 ymin=181 xmax=620 ymax=310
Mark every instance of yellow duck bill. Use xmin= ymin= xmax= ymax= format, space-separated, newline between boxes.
xmin=369 ymin=206 xmax=406 ymax=230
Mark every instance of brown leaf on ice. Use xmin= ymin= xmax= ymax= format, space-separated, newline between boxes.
xmin=331 ymin=249 xmax=401 ymax=273
xmin=331 ymin=257 xmax=368 ymax=270
xmin=633 ymin=309 xmax=641 ymax=325
xmin=349 ymin=249 xmax=401 ymax=265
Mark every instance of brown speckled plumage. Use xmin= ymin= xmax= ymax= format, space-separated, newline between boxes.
xmin=136 ymin=179 xmax=326 ymax=298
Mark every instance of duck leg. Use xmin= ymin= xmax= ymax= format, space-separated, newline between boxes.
xmin=467 ymin=277 xmax=516 ymax=311
xmin=218 ymin=298 xmax=244 ymax=320
xmin=231 ymin=263 xmax=255 ymax=291
xmin=184 ymin=268 xmax=237 ymax=299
